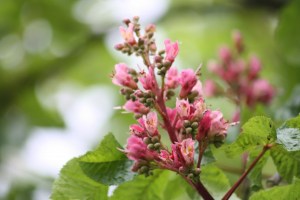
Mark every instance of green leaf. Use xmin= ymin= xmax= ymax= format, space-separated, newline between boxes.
xmin=225 ymin=116 xmax=276 ymax=157
xmin=200 ymin=163 xmax=236 ymax=200
xmin=276 ymin=115 xmax=300 ymax=151
xmin=248 ymin=148 xmax=270 ymax=189
xmin=51 ymin=158 xmax=108 ymax=200
xmin=164 ymin=174 xmax=192 ymax=200
xmin=270 ymin=145 xmax=300 ymax=183
xmin=79 ymin=133 xmax=135 ymax=185
xmin=250 ymin=179 xmax=300 ymax=200
xmin=110 ymin=170 xmax=170 ymax=200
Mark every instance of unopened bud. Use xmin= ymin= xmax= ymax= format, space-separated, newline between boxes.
xmin=154 ymin=56 xmax=163 ymax=63
xmin=114 ymin=43 xmax=124 ymax=50
xmin=154 ymin=143 xmax=161 ymax=149
xmin=187 ymin=173 xmax=194 ymax=179
xmin=143 ymin=137 xmax=151 ymax=144
xmin=140 ymin=166 xmax=149 ymax=173
xmin=183 ymin=120 xmax=191 ymax=127
xmin=163 ymin=61 xmax=172 ymax=69
xmin=193 ymin=168 xmax=201 ymax=175
xmin=138 ymin=38 xmax=144 ymax=46
xmin=145 ymin=24 xmax=156 ymax=33
xmin=185 ymin=127 xmax=193 ymax=134
xmin=191 ymin=122 xmax=198 ymax=129
xmin=151 ymin=136 xmax=159 ymax=143
xmin=123 ymin=18 xmax=131 ymax=25
xmin=130 ymin=94 xmax=136 ymax=101
xmin=147 ymin=144 xmax=155 ymax=150
xmin=133 ymin=16 xmax=140 ymax=23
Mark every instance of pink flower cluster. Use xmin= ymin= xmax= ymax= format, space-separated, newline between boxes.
xmin=204 ymin=31 xmax=275 ymax=108
xmin=113 ymin=17 xmax=232 ymax=177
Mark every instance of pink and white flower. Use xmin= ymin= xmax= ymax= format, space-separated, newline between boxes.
xmin=119 ymin=23 xmax=136 ymax=45
xmin=176 ymin=99 xmax=190 ymax=118
xmin=165 ymin=67 xmax=179 ymax=89
xmin=126 ymin=135 xmax=158 ymax=161
xmin=164 ymin=39 xmax=179 ymax=63
xmin=179 ymin=69 xmax=198 ymax=98
xmin=124 ymin=100 xmax=150 ymax=114
xmin=112 ymin=63 xmax=138 ymax=89
xmin=143 ymin=112 xmax=158 ymax=136
xmin=179 ymin=138 xmax=195 ymax=166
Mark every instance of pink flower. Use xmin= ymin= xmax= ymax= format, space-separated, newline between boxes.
xmin=232 ymin=30 xmax=243 ymax=53
xmin=164 ymin=39 xmax=179 ymax=63
xmin=248 ymin=56 xmax=261 ymax=80
xmin=139 ymin=68 xmax=156 ymax=91
xmin=197 ymin=110 xmax=228 ymax=141
xmin=192 ymin=98 xmax=206 ymax=119
xmin=179 ymin=69 xmax=198 ymax=98
xmin=129 ymin=124 xmax=145 ymax=137
xmin=219 ymin=46 xmax=232 ymax=64
xmin=208 ymin=110 xmax=228 ymax=139
xmin=179 ymin=138 xmax=195 ymax=166
xmin=165 ymin=67 xmax=179 ymax=89
xmin=119 ymin=23 xmax=136 ymax=45
xmin=204 ymin=80 xmax=217 ymax=97
xmin=176 ymin=99 xmax=190 ymax=118
xmin=246 ymin=79 xmax=274 ymax=106
xmin=143 ymin=112 xmax=158 ymax=136
xmin=191 ymin=81 xmax=204 ymax=97
xmin=126 ymin=135 xmax=157 ymax=161
xmin=112 ymin=63 xmax=138 ymax=89
xmin=123 ymin=100 xmax=149 ymax=114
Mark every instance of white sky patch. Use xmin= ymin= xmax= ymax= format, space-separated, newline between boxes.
xmin=73 ymin=0 xmax=170 ymax=33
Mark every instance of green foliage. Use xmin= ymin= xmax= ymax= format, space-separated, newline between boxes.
xmin=79 ymin=133 xmax=134 ymax=185
xmin=51 ymin=133 xmax=136 ymax=199
xmin=79 ymin=133 xmax=135 ymax=185
xmin=270 ymin=145 xmax=300 ymax=183
xmin=163 ymin=174 xmax=192 ymax=200
xmin=249 ymin=179 xmax=300 ymax=200
xmin=110 ymin=170 xmax=170 ymax=200
xmin=225 ymin=116 xmax=276 ymax=157
xmin=276 ymin=124 xmax=300 ymax=152
xmin=200 ymin=164 xmax=232 ymax=199
xmin=51 ymin=158 xmax=108 ymax=200
xmin=249 ymin=149 xmax=270 ymax=189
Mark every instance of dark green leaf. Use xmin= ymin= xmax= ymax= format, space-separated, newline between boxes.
xmin=51 ymin=158 xmax=108 ymax=200
xmin=271 ymin=145 xmax=300 ymax=183
xmin=276 ymin=115 xmax=300 ymax=151
xmin=79 ymin=133 xmax=135 ymax=185
xmin=250 ymin=179 xmax=300 ymax=200
xmin=225 ymin=116 xmax=276 ymax=157
xmin=110 ymin=170 xmax=170 ymax=200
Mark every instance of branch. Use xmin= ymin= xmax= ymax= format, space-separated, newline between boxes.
xmin=222 ymin=144 xmax=272 ymax=200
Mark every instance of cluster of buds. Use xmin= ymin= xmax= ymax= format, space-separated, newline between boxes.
xmin=204 ymin=31 xmax=275 ymax=111
xmin=112 ymin=17 xmax=234 ymax=179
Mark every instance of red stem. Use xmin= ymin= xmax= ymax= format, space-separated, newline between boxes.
xmin=222 ymin=145 xmax=271 ymax=200
xmin=193 ymin=181 xmax=214 ymax=200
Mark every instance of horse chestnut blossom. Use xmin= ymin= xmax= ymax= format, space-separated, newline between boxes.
xmin=204 ymin=31 xmax=275 ymax=120
xmin=112 ymin=17 xmax=235 ymax=194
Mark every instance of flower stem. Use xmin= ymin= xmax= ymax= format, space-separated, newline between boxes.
xmin=181 ymin=175 xmax=214 ymax=200
xmin=191 ymin=179 xmax=214 ymax=200
xmin=222 ymin=144 xmax=272 ymax=200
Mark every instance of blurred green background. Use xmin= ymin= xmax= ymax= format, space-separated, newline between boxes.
xmin=1 ymin=0 xmax=300 ymax=199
